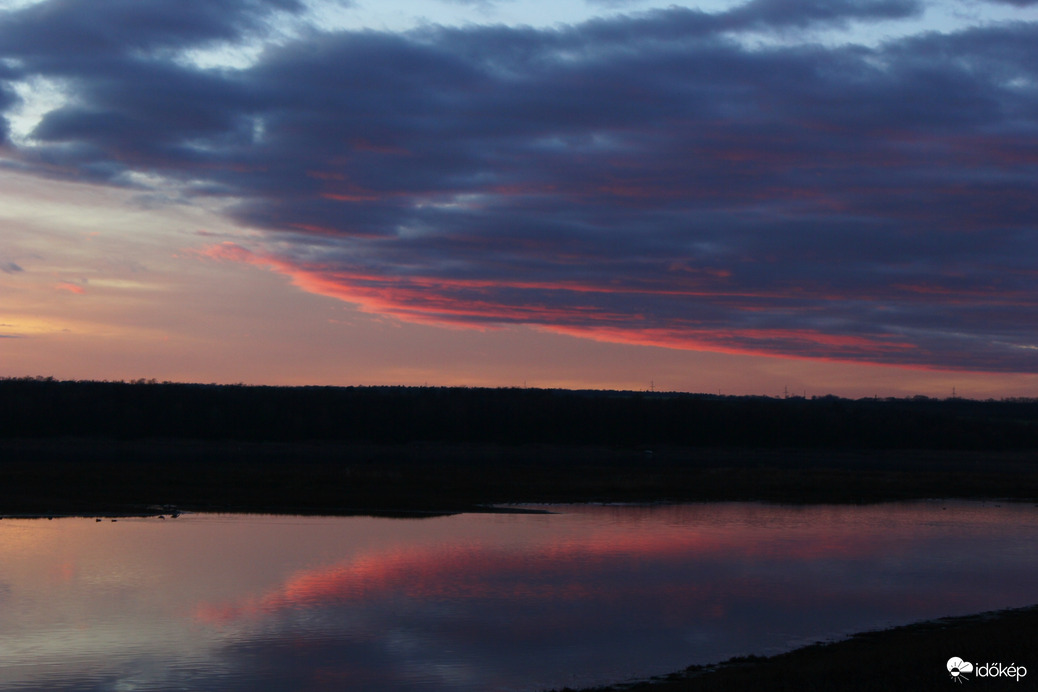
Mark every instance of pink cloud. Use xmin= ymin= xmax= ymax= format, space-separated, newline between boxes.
xmin=200 ymin=241 xmax=1024 ymax=372
xmin=55 ymin=282 xmax=86 ymax=294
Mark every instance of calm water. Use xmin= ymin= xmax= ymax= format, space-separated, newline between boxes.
xmin=1 ymin=501 xmax=1037 ymax=691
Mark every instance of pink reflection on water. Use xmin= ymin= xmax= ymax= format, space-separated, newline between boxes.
xmin=194 ymin=506 xmax=904 ymax=626
xmin=3 ymin=502 xmax=1038 ymax=692
xmin=186 ymin=501 xmax=1038 ymax=658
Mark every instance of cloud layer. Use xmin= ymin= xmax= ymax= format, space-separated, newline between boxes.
xmin=2 ymin=0 xmax=1036 ymax=372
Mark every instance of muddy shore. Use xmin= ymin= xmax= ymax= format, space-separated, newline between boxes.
xmin=553 ymin=604 xmax=1038 ymax=692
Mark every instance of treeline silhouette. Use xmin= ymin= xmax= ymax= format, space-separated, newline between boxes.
xmin=3 ymin=377 xmax=1037 ymax=450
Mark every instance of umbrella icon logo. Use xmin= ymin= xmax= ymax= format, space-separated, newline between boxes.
xmin=948 ymin=657 xmax=973 ymax=683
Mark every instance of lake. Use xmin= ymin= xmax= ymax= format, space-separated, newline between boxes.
xmin=1 ymin=501 xmax=1037 ymax=691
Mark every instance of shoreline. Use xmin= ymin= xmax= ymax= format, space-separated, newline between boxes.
xmin=0 ymin=503 xmax=555 ymax=520
xmin=551 ymin=603 xmax=1038 ymax=691
xmin=2 ymin=440 xmax=1037 ymax=517
xmin=1 ymin=496 xmax=1033 ymax=522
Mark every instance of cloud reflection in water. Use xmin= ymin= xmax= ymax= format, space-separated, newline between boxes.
xmin=1 ymin=502 xmax=1037 ymax=691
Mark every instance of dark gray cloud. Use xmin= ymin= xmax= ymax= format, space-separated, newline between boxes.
xmin=721 ymin=0 xmax=923 ymax=29
xmin=0 ymin=76 xmax=16 ymax=144
xmin=0 ymin=0 xmax=303 ymax=61
xmin=0 ymin=0 xmax=1036 ymax=372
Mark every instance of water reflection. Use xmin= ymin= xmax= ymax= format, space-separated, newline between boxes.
xmin=1 ymin=501 xmax=1036 ymax=691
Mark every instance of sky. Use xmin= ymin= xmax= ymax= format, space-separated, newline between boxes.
xmin=0 ymin=0 xmax=1036 ymax=397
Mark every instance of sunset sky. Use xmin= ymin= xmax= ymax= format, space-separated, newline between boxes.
xmin=1 ymin=0 xmax=1036 ymax=397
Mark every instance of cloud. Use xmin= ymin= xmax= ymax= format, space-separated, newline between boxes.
xmin=720 ymin=0 xmax=924 ymax=30
xmin=0 ymin=260 xmax=22 ymax=273
xmin=0 ymin=77 xmax=16 ymax=144
xmin=1 ymin=1 xmax=1036 ymax=372
xmin=55 ymin=280 xmax=86 ymax=293
xmin=0 ymin=0 xmax=304 ymax=60
xmin=437 ymin=0 xmax=509 ymax=7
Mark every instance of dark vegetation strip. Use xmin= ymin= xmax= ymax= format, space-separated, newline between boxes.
xmin=550 ymin=603 xmax=1038 ymax=692
xmin=1 ymin=379 xmax=1037 ymax=515
xmin=3 ymin=377 xmax=1038 ymax=449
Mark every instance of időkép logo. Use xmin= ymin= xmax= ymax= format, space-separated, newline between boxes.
xmin=948 ymin=657 xmax=1027 ymax=683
